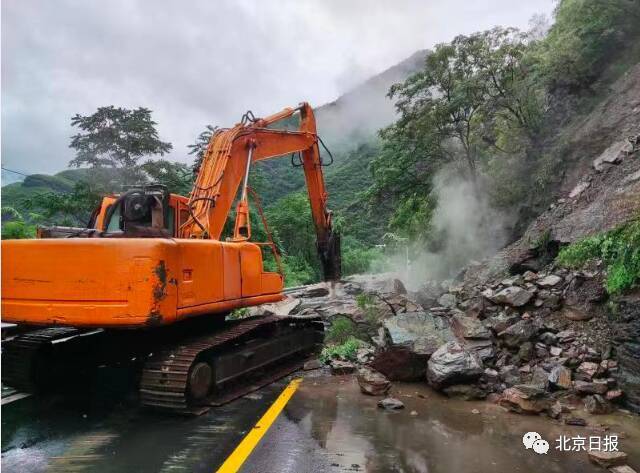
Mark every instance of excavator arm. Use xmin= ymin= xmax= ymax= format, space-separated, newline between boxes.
xmin=182 ymin=102 xmax=341 ymax=280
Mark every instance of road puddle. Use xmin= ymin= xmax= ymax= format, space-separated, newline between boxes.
xmin=284 ymin=374 xmax=640 ymax=473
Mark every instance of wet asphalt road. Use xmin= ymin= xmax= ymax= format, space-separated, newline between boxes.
xmin=3 ymin=372 xmax=640 ymax=473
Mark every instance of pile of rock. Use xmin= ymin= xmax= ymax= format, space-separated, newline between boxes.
xmin=252 ymin=267 xmax=633 ymax=418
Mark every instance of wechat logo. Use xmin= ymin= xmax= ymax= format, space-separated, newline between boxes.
xmin=523 ymin=432 xmax=550 ymax=454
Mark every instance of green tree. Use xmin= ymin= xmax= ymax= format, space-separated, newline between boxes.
xmin=1 ymin=206 xmax=22 ymax=223
xmin=69 ymin=106 xmax=172 ymax=184
xmin=534 ymin=0 xmax=640 ymax=91
xmin=23 ymin=181 xmax=103 ymax=226
xmin=188 ymin=125 xmax=218 ymax=174
xmin=141 ymin=159 xmax=193 ymax=195
xmin=266 ymin=192 xmax=320 ymax=280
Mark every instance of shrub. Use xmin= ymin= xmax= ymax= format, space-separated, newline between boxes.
xmin=325 ymin=316 xmax=357 ymax=344
xmin=319 ymin=336 xmax=361 ymax=363
xmin=1 ymin=221 xmax=36 ymax=240
xmin=556 ymin=219 xmax=640 ymax=294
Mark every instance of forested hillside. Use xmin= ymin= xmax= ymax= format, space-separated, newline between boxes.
xmin=3 ymin=0 xmax=640 ymax=290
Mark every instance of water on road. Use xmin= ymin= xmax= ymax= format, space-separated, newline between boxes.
xmin=2 ymin=372 xmax=639 ymax=473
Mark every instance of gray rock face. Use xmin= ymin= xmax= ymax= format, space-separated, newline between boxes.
xmin=427 ymin=341 xmax=483 ymax=389
xmin=592 ymin=140 xmax=627 ymax=172
xmin=357 ymin=367 xmax=391 ymax=396
xmin=498 ymin=320 xmax=539 ymax=348
xmin=372 ymin=311 xmax=454 ymax=381
xmin=384 ymin=311 xmax=453 ymax=348
xmin=613 ymin=293 xmax=640 ymax=413
xmin=487 ymin=286 xmax=534 ymax=307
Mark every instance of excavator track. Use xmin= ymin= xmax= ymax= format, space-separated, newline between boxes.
xmin=139 ymin=315 xmax=323 ymax=415
xmin=1 ymin=327 xmax=84 ymax=392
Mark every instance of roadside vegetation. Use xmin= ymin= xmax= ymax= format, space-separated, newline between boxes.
xmin=556 ymin=219 xmax=640 ymax=294
xmin=319 ymin=337 xmax=360 ymax=364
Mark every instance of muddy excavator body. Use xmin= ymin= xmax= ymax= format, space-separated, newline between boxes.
xmin=1 ymin=103 xmax=340 ymax=413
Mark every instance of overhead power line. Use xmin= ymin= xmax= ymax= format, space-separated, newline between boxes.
xmin=1 ymin=166 xmax=31 ymax=177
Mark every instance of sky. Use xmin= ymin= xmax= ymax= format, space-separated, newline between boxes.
xmin=1 ymin=0 xmax=555 ymax=182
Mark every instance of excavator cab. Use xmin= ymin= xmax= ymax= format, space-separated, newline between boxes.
xmin=38 ymin=186 xmax=190 ymax=239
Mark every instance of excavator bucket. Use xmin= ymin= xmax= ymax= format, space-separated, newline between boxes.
xmin=319 ymin=231 xmax=341 ymax=281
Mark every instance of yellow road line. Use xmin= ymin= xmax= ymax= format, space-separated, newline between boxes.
xmin=216 ymin=378 xmax=302 ymax=473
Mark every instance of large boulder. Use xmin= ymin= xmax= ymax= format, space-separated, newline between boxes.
xmin=427 ymin=341 xmax=483 ymax=389
xmin=372 ymin=311 xmax=453 ymax=381
xmin=486 ymin=286 xmax=534 ymax=307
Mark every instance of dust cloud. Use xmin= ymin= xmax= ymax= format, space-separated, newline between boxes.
xmin=388 ymin=168 xmax=514 ymax=289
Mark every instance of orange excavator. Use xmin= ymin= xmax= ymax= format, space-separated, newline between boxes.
xmin=1 ymin=102 xmax=340 ymax=413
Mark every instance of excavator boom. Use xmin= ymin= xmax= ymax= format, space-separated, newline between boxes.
xmin=184 ymin=102 xmax=340 ymax=279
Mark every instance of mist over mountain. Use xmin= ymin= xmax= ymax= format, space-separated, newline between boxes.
xmin=314 ymin=49 xmax=429 ymax=151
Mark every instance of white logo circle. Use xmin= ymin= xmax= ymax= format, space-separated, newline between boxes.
xmin=523 ymin=432 xmax=541 ymax=449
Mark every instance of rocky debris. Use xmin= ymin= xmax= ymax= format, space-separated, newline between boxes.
xmin=251 ymin=264 xmax=632 ymax=416
xmin=574 ymin=380 xmax=609 ymax=395
xmin=437 ymin=293 xmax=457 ymax=308
xmin=248 ymin=296 xmax=301 ymax=317
xmin=592 ymin=140 xmax=629 ymax=172
xmin=498 ymin=320 xmax=539 ymax=348
xmin=614 ymin=292 xmax=640 ymax=413
xmin=537 ymin=274 xmax=563 ymax=287
xmin=562 ymin=272 xmax=607 ymax=321
xmin=303 ymin=359 xmax=322 ymax=371
xmin=576 ymin=361 xmax=601 ymax=380
xmin=609 ymin=466 xmax=638 ymax=473
xmin=452 ymin=313 xmax=491 ymax=340
xmin=357 ymin=367 xmax=391 ymax=396
xmin=287 ymin=283 xmax=330 ymax=299
xmin=499 ymin=386 xmax=550 ymax=414
xmin=584 ymin=394 xmax=612 ymax=414
xmin=548 ymin=366 xmax=572 ymax=390
xmin=485 ymin=286 xmax=534 ymax=307
xmin=377 ymin=397 xmax=404 ymax=410
xmin=569 ymin=180 xmax=591 ymax=199
xmin=587 ymin=450 xmax=628 ymax=468
xmin=606 ymin=390 xmax=623 ymax=402
xmin=330 ymin=360 xmax=356 ymax=375
xmin=356 ymin=346 xmax=375 ymax=364
xmin=442 ymin=384 xmax=487 ymax=400
xmin=427 ymin=341 xmax=483 ymax=390
xmin=564 ymin=417 xmax=587 ymax=426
